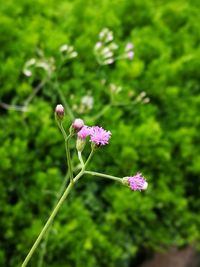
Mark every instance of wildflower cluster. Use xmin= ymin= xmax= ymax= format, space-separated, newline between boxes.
xmin=94 ymin=28 xmax=134 ymax=65
xmin=23 ymin=56 xmax=55 ymax=77
xmin=23 ymin=44 xmax=78 ymax=79
xmin=56 ymin=103 xmax=148 ymax=192
xmin=59 ymin=44 xmax=78 ymax=59
xmin=76 ymin=125 xmax=111 ymax=145
xmin=74 ymin=121 xmax=111 ymax=152
xmin=2 ymin=29 xmax=137 ymax=115
xmin=21 ymin=104 xmax=149 ymax=267
xmin=135 ymin=91 xmax=150 ymax=104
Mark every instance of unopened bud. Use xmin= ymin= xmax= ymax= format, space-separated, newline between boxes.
xmin=95 ymin=42 xmax=102 ymax=50
xmin=127 ymin=51 xmax=134 ymax=60
xmin=72 ymin=118 xmax=84 ymax=131
xmin=76 ymin=138 xmax=86 ymax=152
xmin=55 ymin=104 xmax=64 ymax=120
xmin=125 ymin=43 xmax=134 ymax=51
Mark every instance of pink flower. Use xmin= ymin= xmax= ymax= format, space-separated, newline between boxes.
xmin=90 ymin=126 xmax=111 ymax=146
xmin=72 ymin=118 xmax=84 ymax=130
xmin=127 ymin=173 xmax=148 ymax=191
xmin=77 ymin=126 xmax=91 ymax=139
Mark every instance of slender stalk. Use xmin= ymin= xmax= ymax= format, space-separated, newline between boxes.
xmin=57 ymin=122 xmax=73 ymax=182
xmin=21 ymin=170 xmax=84 ymax=267
xmin=0 ymin=101 xmax=28 ymax=112
xmin=57 ymin=121 xmax=68 ymax=142
xmin=78 ymin=151 xmax=84 ymax=168
xmin=84 ymin=148 xmax=95 ymax=169
xmin=84 ymin=171 xmax=123 ymax=183
xmin=23 ymin=79 xmax=47 ymax=106
xmin=65 ymin=135 xmax=74 ymax=182
xmin=21 ymin=183 xmax=72 ymax=267
xmin=0 ymin=78 xmax=47 ymax=113
xmin=37 ymin=172 xmax=70 ymax=267
xmin=56 ymin=172 xmax=70 ymax=198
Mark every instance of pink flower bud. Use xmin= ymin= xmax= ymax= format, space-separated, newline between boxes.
xmin=127 ymin=51 xmax=134 ymax=60
xmin=72 ymin=118 xmax=84 ymax=130
xmin=55 ymin=104 xmax=64 ymax=120
xmin=125 ymin=42 xmax=134 ymax=51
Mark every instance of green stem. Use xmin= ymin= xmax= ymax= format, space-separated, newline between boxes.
xmin=66 ymin=135 xmax=73 ymax=182
xmin=21 ymin=183 xmax=72 ymax=267
xmin=23 ymin=78 xmax=47 ymax=106
xmin=37 ymin=172 xmax=70 ymax=267
xmin=84 ymin=148 xmax=95 ymax=169
xmin=84 ymin=171 xmax=122 ymax=183
xmin=57 ymin=122 xmax=73 ymax=182
xmin=78 ymin=151 xmax=84 ymax=168
xmin=21 ymin=170 xmax=84 ymax=267
xmin=56 ymin=172 xmax=70 ymax=198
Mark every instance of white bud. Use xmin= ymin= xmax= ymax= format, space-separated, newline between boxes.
xmin=104 ymin=58 xmax=114 ymax=65
xmin=95 ymin=42 xmax=102 ymax=50
xmin=60 ymin=44 xmax=68 ymax=52
xmin=102 ymin=47 xmax=110 ymax=54
xmin=140 ymin=91 xmax=146 ymax=98
xmin=109 ymin=43 xmax=119 ymax=50
xmin=70 ymin=51 xmax=78 ymax=58
xmin=23 ymin=70 xmax=32 ymax=77
xmin=106 ymin=33 xmax=113 ymax=42
xmin=143 ymin=97 xmax=150 ymax=103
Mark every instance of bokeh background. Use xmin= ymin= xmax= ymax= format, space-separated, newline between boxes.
xmin=0 ymin=0 xmax=200 ymax=266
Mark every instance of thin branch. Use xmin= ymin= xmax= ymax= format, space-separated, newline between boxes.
xmin=0 ymin=101 xmax=28 ymax=112
xmin=23 ymin=78 xmax=47 ymax=106
xmin=0 ymin=78 xmax=48 ymax=113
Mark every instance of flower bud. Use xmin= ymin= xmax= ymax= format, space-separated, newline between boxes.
xmin=95 ymin=42 xmax=102 ymax=50
xmin=127 ymin=51 xmax=134 ymax=60
xmin=76 ymin=138 xmax=86 ymax=152
xmin=55 ymin=104 xmax=64 ymax=121
xmin=125 ymin=42 xmax=134 ymax=51
xmin=72 ymin=118 xmax=84 ymax=131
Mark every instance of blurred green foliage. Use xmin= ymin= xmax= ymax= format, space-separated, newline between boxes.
xmin=0 ymin=0 xmax=200 ymax=266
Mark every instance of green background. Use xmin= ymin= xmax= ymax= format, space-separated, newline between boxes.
xmin=0 ymin=0 xmax=200 ymax=266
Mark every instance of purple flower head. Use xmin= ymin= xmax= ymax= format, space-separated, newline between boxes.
xmin=127 ymin=173 xmax=148 ymax=191
xmin=90 ymin=126 xmax=111 ymax=146
xmin=72 ymin=118 xmax=84 ymax=131
xmin=77 ymin=126 xmax=91 ymax=140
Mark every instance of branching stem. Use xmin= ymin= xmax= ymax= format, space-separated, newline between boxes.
xmin=84 ymin=171 xmax=122 ymax=183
